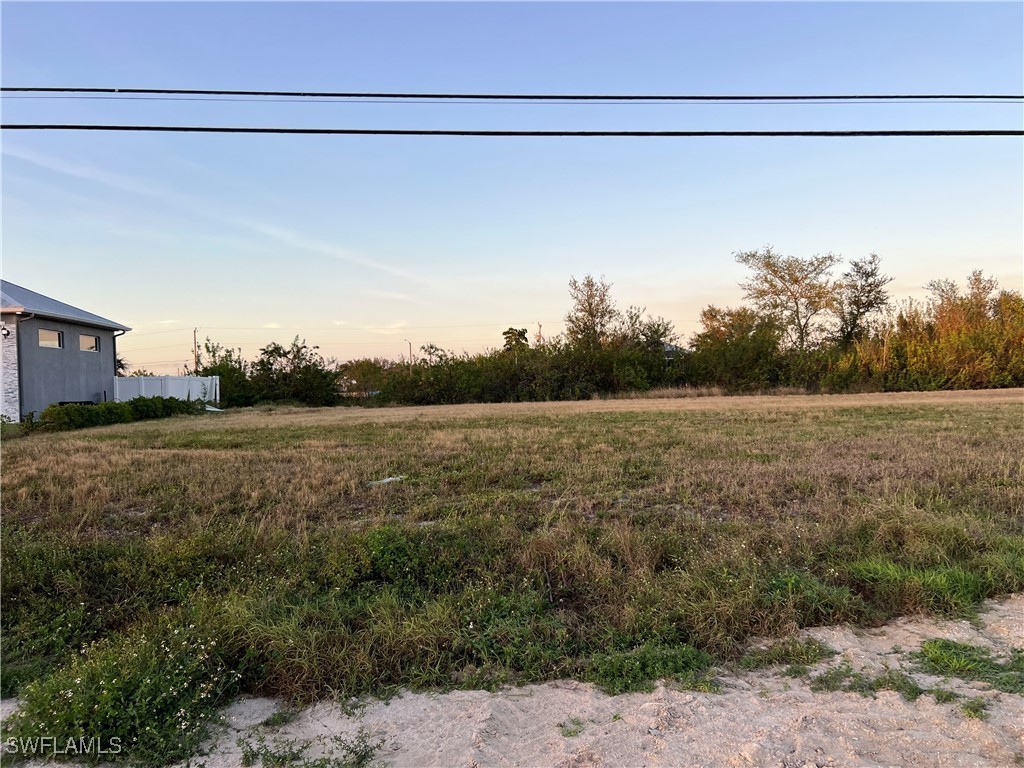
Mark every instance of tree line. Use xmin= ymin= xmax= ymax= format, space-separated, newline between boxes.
xmin=185 ymin=250 xmax=1023 ymax=407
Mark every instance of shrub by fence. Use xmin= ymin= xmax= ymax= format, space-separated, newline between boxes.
xmin=37 ymin=397 xmax=204 ymax=432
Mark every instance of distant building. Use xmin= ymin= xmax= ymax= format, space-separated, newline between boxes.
xmin=1 ymin=280 xmax=131 ymax=421
xmin=663 ymin=342 xmax=684 ymax=361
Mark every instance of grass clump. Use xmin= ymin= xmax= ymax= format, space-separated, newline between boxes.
xmin=260 ymin=708 xmax=301 ymax=730
xmin=961 ymin=696 xmax=989 ymax=719
xmin=557 ymin=717 xmax=586 ymax=738
xmin=851 ymin=669 xmax=926 ymax=701
xmin=845 ymin=558 xmax=991 ymax=617
xmin=238 ymin=729 xmax=384 ymax=768
xmin=240 ymin=735 xmax=310 ymax=767
xmin=586 ymin=642 xmax=716 ymax=695
xmin=914 ymin=639 xmax=1024 ymax=694
xmin=807 ymin=661 xmax=854 ymax=693
xmin=808 ymin=662 xmax=925 ymax=701
xmin=739 ymin=637 xmax=836 ymax=672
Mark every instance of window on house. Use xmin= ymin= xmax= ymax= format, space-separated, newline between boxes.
xmin=39 ymin=329 xmax=63 ymax=348
xmin=80 ymin=334 xmax=100 ymax=352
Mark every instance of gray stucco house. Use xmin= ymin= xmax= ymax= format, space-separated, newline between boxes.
xmin=1 ymin=280 xmax=131 ymax=421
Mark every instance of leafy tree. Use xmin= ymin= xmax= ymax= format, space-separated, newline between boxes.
xmin=688 ymin=305 xmax=785 ymax=389
xmin=189 ymin=339 xmax=255 ymax=407
xmin=502 ymin=327 xmax=529 ymax=351
xmin=919 ymin=272 xmax=1023 ymax=388
xmin=736 ymin=247 xmax=840 ymax=352
xmin=337 ymin=358 xmax=393 ymax=397
xmin=565 ymin=274 xmax=621 ymax=349
xmin=835 ymin=253 xmax=892 ymax=347
xmin=502 ymin=327 xmax=530 ymax=370
xmin=928 ymin=270 xmax=1000 ymax=330
xmin=419 ymin=343 xmax=450 ymax=366
xmin=617 ymin=305 xmax=678 ymax=351
xmin=250 ymin=337 xmax=340 ymax=406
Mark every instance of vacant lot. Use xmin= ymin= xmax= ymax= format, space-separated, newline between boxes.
xmin=1 ymin=389 xmax=1022 ymax=763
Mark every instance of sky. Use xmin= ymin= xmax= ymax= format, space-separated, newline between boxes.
xmin=2 ymin=1 xmax=1022 ymax=374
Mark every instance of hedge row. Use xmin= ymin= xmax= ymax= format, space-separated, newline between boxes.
xmin=35 ymin=397 xmax=205 ymax=432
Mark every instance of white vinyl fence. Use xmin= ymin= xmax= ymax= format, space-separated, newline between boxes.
xmin=114 ymin=376 xmax=220 ymax=404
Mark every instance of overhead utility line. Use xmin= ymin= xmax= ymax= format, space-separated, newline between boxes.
xmin=2 ymin=126 xmax=1021 ymax=137
xmin=2 ymin=87 xmax=1022 ymax=101
xmin=5 ymin=96 xmax=1020 ymax=107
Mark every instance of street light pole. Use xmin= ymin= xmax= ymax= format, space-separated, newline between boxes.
xmin=403 ymin=339 xmax=412 ymax=372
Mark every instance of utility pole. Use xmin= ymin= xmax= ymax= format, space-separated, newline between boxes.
xmin=193 ymin=328 xmax=199 ymax=372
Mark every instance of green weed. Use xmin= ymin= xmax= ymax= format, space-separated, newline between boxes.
xmin=586 ymin=642 xmax=715 ymax=695
xmin=237 ymin=729 xmax=384 ymax=767
xmin=260 ymin=708 xmax=301 ymax=730
xmin=4 ymin=611 xmax=240 ymax=764
xmin=808 ymin=663 xmax=924 ymax=701
xmin=915 ymin=639 xmax=1024 ymax=694
xmin=240 ymin=735 xmax=309 ymax=767
xmin=809 ymin=662 xmax=854 ymax=693
xmin=558 ymin=718 xmax=585 ymax=738
xmin=961 ymin=697 xmax=989 ymax=719
xmin=739 ymin=637 xmax=836 ymax=672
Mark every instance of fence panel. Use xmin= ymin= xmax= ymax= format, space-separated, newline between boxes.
xmin=113 ymin=376 xmax=220 ymax=404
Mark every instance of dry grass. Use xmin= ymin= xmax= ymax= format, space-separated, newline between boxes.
xmin=2 ymin=389 xmax=1022 ymax=762
xmin=599 ymin=385 xmax=729 ymax=399
xmin=3 ymin=389 xmax=1021 ymax=538
xmin=599 ymin=385 xmax=815 ymax=399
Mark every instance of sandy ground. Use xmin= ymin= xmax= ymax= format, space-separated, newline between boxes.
xmin=2 ymin=594 xmax=1021 ymax=766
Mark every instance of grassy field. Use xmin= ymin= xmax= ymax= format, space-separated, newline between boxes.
xmin=1 ymin=390 xmax=1022 ymax=762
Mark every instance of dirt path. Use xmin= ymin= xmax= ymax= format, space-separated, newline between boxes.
xmin=180 ymin=594 xmax=1023 ymax=768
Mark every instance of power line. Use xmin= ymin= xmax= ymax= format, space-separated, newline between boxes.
xmin=4 ymin=95 xmax=1022 ymax=106
xmin=198 ymin=322 xmax=561 ymax=332
xmin=125 ymin=338 xmax=507 ymax=358
xmin=2 ymin=125 xmax=1020 ymax=137
xmin=3 ymin=87 xmax=1022 ymax=101
xmin=129 ymin=323 xmax=565 ymax=344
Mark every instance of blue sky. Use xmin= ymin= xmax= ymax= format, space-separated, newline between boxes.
xmin=2 ymin=2 xmax=1022 ymax=373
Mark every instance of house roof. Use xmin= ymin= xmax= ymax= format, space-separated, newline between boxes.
xmin=0 ymin=280 xmax=131 ymax=332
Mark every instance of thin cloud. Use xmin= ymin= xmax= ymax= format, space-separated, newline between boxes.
xmin=361 ymin=288 xmax=447 ymax=312
xmin=4 ymin=144 xmax=432 ymax=287
xmin=365 ymin=321 xmax=408 ymax=336
xmin=364 ymin=289 xmax=413 ymax=302
xmin=238 ymin=220 xmax=434 ymax=287
xmin=3 ymin=145 xmax=160 ymax=198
